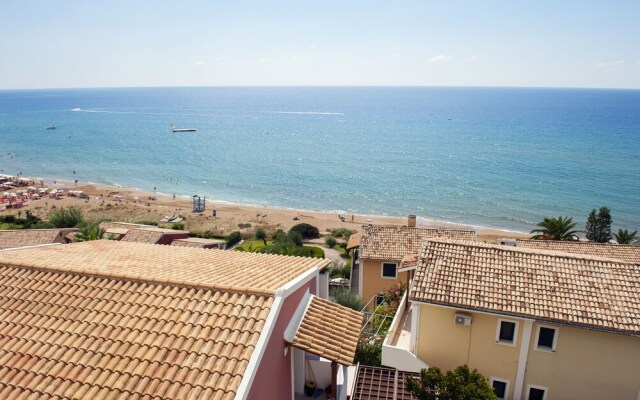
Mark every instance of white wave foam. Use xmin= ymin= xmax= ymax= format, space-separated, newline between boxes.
xmin=260 ymin=111 xmax=344 ymax=116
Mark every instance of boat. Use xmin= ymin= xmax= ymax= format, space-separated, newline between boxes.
xmin=46 ymin=125 xmax=56 ymax=130
xmin=170 ymin=123 xmax=197 ymax=133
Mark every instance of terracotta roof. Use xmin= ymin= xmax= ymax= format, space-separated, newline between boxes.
xmin=516 ymin=239 xmax=640 ymax=264
xmin=98 ymin=221 xmax=154 ymax=233
xmin=359 ymin=225 xmax=477 ymax=260
xmin=0 ymin=229 xmax=76 ymax=250
xmin=351 ymin=366 xmax=418 ymax=400
xmin=0 ymin=262 xmax=273 ymax=399
xmin=347 ymin=232 xmax=362 ymax=250
xmin=288 ymin=296 xmax=363 ymax=365
xmin=121 ymin=228 xmax=187 ymax=244
xmin=410 ymin=240 xmax=640 ymax=336
xmin=0 ymin=241 xmax=329 ymax=295
xmin=171 ymin=238 xmax=227 ymax=248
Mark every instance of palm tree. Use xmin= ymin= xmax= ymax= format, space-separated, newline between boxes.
xmin=530 ymin=216 xmax=579 ymax=240
xmin=613 ymin=229 xmax=637 ymax=244
xmin=74 ymin=222 xmax=105 ymax=242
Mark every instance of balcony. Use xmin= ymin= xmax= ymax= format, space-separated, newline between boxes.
xmin=381 ymin=290 xmax=429 ymax=372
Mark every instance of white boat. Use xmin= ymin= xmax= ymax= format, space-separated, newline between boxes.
xmin=46 ymin=125 xmax=56 ymax=130
xmin=170 ymin=123 xmax=197 ymax=132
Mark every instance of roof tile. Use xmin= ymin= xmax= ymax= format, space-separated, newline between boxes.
xmin=516 ymin=239 xmax=640 ymax=264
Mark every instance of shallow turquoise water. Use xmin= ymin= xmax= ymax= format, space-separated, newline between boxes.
xmin=1 ymin=87 xmax=638 ymax=232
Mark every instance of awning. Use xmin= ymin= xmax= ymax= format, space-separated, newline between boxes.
xmin=346 ymin=232 xmax=362 ymax=250
xmin=285 ymin=294 xmax=364 ymax=365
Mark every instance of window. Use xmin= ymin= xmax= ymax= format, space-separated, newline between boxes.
xmin=496 ymin=319 xmax=518 ymax=346
xmin=490 ymin=378 xmax=509 ymax=400
xmin=527 ymin=386 xmax=547 ymax=400
xmin=381 ymin=262 xmax=397 ymax=278
xmin=535 ymin=326 xmax=558 ymax=351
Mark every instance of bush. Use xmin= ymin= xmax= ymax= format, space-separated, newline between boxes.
xmin=272 ymin=229 xmax=287 ymax=242
xmin=190 ymin=230 xmax=226 ymax=239
xmin=48 ymin=206 xmax=84 ymax=228
xmin=226 ymin=231 xmax=242 ymax=247
xmin=331 ymin=228 xmax=355 ymax=238
xmin=238 ymin=223 xmax=252 ymax=229
xmin=325 ymin=237 xmax=338 ymax=248
xmin=29 ymin=222 xmax=56 ymax=229
xmin=354 ymin=337 xmax=382 ymax=367
xmin=289 ymin=223 xmax=320 ymax=240
xmin=330 ymin=264 xmax=351 ymax=280
xmin=171 ymin=223 xmax=185 ymax=230
xmin=406 ymin=365 xmax=497 ymax=400
xmin=0 ymin=215 xmax=17 ymax=224
xmin=255 ymin=227 xmax=267 ymax=245
xmin=288 ymin=231 xmax=304 ymax=246
xmin=135 ymin=220 xmax=158 ymax=226
xmin=331 ymin=287 xmax=363 ymax=311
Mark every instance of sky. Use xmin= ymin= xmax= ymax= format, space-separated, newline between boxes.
xmin=1 ymin=1 xmax=639 ymax=89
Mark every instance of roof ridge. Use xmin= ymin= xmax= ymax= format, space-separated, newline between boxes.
xmin=424 ymin=238 xmax=639 ymax=266
xmin=0 ymin=261 xmax=275 ymax=297
xmin=517 ymin=238 xmax=640 ymax=249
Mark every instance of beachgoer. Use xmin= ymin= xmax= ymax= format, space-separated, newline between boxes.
xmin=212 ymin=210 xmax=217 ymax=217
xmin=173 ymin=194 xmax=176 ymax=200
xmin=351 ymin=214 xmax=354 ymax=222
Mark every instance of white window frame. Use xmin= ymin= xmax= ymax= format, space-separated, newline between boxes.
xmin=526 ymin=384 xmax=548 ymax=400
xmin=490 ymin=377 xmax=510 ymax=400
xmin=380 ymin=262 xmax=397 ymax=279
xmin=495 ymin=319 xmax=519 ymax=347
xmin=534 ymin=324 xmax=558 ymax=352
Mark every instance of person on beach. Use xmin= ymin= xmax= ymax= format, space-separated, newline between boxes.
xmin=173 ymin=194 xmax=176 ymax=200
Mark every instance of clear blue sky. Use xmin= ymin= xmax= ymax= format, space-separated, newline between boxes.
xmin=1 ymin=1 xmax=639 ymax=89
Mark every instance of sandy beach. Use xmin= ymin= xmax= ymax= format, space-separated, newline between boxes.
xmin=1 ymin=178 xmax=530 ymax=243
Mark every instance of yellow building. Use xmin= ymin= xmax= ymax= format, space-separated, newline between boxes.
xmin=347 ymin=219 xmax=476 ymax=306
xmin=383 ymin=239 xmax=640 ymax=400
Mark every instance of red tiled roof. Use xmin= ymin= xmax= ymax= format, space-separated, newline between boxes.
xmin=516 ymin=239 xmax=640 ymax=264
xmin=410 ymin=240 xmax=640 ymax=336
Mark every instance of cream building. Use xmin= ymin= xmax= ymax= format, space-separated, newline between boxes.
xmin=347 ymin=220 xmax=476 ymax=306
xmin=382 ymin=239 xmax=640 ymax=400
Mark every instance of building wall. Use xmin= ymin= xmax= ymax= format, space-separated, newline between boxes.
xmin=416 ymin=304 xmax=521 ymax=398
xmin=247 ymin=278 xmax=317 ymax=399
xmin=157 ymin=232 xmax=190 ymax=245
xmin=524 ymin=322 xmax=640 ymax=400
xmin=361 ymin=258 xmax=409 ymax=306
xmin=415 ymin=303 xmax=640 ymax=400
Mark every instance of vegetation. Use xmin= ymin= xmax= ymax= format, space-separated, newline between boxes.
xmin=255 ymin=227 xmax=267 ymax=245
xmin=330 ymin=264 xmax=351 ymax=280
xmin=237 ymin=223 xmax=252 ymax=229
xmin=289 ymin=223 xmax=320 ymax=240
xmin=190 ymin=230 xmax=226 ymax=239
xmin=354 ymin=337 xmax=382 ymax=367
xmin=238 ymin=230 xmax=324 ymax=258
xmin=48 ymin=206 xmax=85 ymax=228
xmin=585 ymin=206 xmax=612 ymax=243
xmin=74 ymin=222 xmax=105 ymax=242
xmin=614 ymin=229 xmax=638 ymax=244
xmin=226 ymin=231 xmax=243 ymax=248
xmin=134 ymin=220 xmax=158 ymax=226
xmin=330 ymin=228 xmax=355 ymax=238
xmin=530 ymin=216 xmax=578 ymax=240
xmin=405 ymin=365 xmax=497 ymax=400
xmin=0 ymin=211 xmax=43 ymax=229
xmin=331 ymin=287 xmax=364 ymax=311
xmin=171 ymin=222 xmax=185 ymax=230
xmin=288 ymin=230 xmax=304 ymax=246
xmin=325 ymin=236 xmax=338 ymax=248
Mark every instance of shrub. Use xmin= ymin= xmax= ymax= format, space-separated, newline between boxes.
xmin=171 ymin=223 xmax=185 ymax=230
xmin=325 ymin=237 xmax=337 ymax=248
xmin=331 ymin=228 xmax=355 ymax=238
xmin=238 ymin=223 xmax=252 ymax=229
xmin=406 ymin=365 xmax=497 ymax=400
xmin=226 ymin=231 xmax=242 ymax=247
xmin=48 ymin=206 xmax=84 ymax=228
xmin=289 ymin=223 xmax=320 ymax=240
xmin=288 ymin=231 xmax=304 ymax=247
xmin=135 ymin=220 xmax=158 ymax=226
xmin=29 ymin=222 xmax=56 ymax=229
xmin=330 ymin=264 xmax=351 ymax=280
xmin=255 ymin=227 xmax=267 ymax=245
xmin=272 ymin=229 xmax=287 ymax=242
xmin=331 ymin=287 xmax=363 ymax=311
xmin=0 ymin=215 xmax=17 ymax=224
xmin=354 ymin=337 xmax=382 ymax=366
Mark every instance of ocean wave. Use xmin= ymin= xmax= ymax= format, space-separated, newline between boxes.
xmin=260 ymin=111 xmax=344 ymax=116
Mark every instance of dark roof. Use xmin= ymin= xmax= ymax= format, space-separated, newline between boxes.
xmin=351 ymin=365 xmax=418 ymax=400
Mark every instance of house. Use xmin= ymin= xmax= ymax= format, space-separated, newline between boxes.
xmin=0 ymin=241 xmax=364 ymax=399
xmin=347 ymin=218 xmax=476 ymax=306
xmin=0 ymin=228 xmax=78 ymax=250
xmin=515 ymin=238 xmax=640 ymax=264
xmin=120 ymin=227 xmax=190 ymax=245
xmin=382 ymin=239 xmax=640 ymax=400
xmin=171 ymin=237 xmax=228 ymax=249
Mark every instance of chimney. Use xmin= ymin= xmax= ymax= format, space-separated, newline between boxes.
xmin=407 ymin=215 xmax=416 ymax=228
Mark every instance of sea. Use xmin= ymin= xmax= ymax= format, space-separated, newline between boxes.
xmin=0 ymin=87 xmax=638 ymax=233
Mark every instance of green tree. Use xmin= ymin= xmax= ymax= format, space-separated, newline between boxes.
xmin=74 ymin=222 xmax=105 ymax=242
xmin=226 ymin=231 xmax=242 ymax=248
xmin=331 ymin=287 xmax=364 ymax=311
xmin=405 ymin=365 xmax=497 ymax=400
xmin=288 ymin=230 xmax=304 ymax=247
xmin=289 ymin=223 xmax=320 ymax=240
xmin=354 ymin=337 xmax=382 ymax=367
xmin=255 ymin=227 xmax=267 ymax=245
xmin=325 ymin=236 xmax=338 ymax=248
xmin=585 ymin=206 xmax=612 ymax=243
xmin=48 ymin=206 xmax=85 ymax=228
xmin=614 ymin=229 xmax=637 ymax=244
xmin=530 ymin=216 xmax=578 ymax=240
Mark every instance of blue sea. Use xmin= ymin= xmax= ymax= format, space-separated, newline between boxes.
xmin=1 ymin=87 xmax=638 ymax=232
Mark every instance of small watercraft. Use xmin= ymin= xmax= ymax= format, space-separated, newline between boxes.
xmin=170 ymin=123 xmax=197 ymax=132
xmin=46 ymin=125 xmax=56 ymax=130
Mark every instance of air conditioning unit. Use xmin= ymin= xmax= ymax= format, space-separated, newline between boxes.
xmin=454 ymin=313 xmax=472 ymax=326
